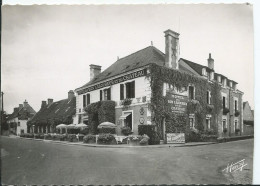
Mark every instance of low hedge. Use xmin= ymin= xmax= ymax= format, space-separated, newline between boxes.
xmin=97 ymin=133 xmax=116 ymax=145
xmin=34 ymin=133 xmax=44 ymax=139
xmin=121 ymin=126 xmax=133 ymax=136
xmin=83 ymin=135 xmax=97 ymax=144
xmin=138 ymin=125 xmax=160 ymax=145
xmin=98 ymin=128 xmax=116 ymax=134
xmin=20 ymin=133 xmax=34 ymax=138
xmin=67 ymin=134 xmax=78 ymax=142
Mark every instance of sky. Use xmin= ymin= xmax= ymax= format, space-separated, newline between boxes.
xmin=1 ymin=3 xmax=254 ymax=114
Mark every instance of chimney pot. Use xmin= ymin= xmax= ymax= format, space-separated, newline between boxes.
xmin=207 ymin=53 xmax=214 ymax=70
xmin=164 ymin=29 xmax=180 ymax=69
xmin=47 ymin=98 xmax=53 ymax=106
xmin=68 ymin=90 xmax=75 ymax=100
xmin=90 ymin=64 xmax=101 ymax=81
xmin=41 ymin=101 xmax=47 ymax=108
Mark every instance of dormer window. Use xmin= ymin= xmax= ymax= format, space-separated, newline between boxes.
xmin=230 ymin=81 xmax=233 ymax=88
xmin=218 ymin=76 xmax=221 ymax=83
xmin=202 ymin=68 xmax=207 ymax=76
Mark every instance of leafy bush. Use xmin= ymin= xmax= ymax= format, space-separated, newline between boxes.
xmin=83 ymin=134 xmax=97 ymax=144
xmin=79 ymin=128 xmax=89 ymax=135
xmin=223 ymin=107 xmax=230 ymax=115
xmin=140 ymin=137 xmax=149 ymax=145
xmin=235 ymin=110 xmax=240 ymax=117
xmin=185 ymin=128 xmax=201 ymax=142
xmin=34 ymin=133 xmax=44 ymax=139
xmin=235 ymin=128 xmax=240 ymax=133
xmin=200 ymin=134 xmax=217 ymax=142
xmin=67 ymin=134 xmax=77 ymax=142
xmin=97 ymin=133 xmax=116 ymax=145
xmin=121 ymin=126 xmax=133 ymax=136
xmin=138 ymin=125 xmax=160 ymax=145
xmin=223 ymin=128 xmax=228 ymax=133
xmin=204 ymin=128 xmax=215 ymax=135
xmin=98 ymin=128 xmax=116 ymax=134
xmin=44 ymin=133 xmax=52 ymax=140
xmin=20 ymin=133 xmax=34 ymax=138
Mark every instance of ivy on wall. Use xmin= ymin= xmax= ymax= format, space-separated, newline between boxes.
xmin=85 ymin=101 xmax=116 ymax=134
xmin=147 ymin=63 xmax=222 ymax=138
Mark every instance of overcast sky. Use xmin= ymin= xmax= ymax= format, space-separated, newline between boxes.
xmin=1 ymin=4 xmax=254 ymax=113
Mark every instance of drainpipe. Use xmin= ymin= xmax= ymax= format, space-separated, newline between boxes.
xmin=229 ymin=88 xmax=232 ymax=137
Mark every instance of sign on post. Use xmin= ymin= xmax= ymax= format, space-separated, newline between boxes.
xmin=166 ymin=133 xmax=185 ymax=144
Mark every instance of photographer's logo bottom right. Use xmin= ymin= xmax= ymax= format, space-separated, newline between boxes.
xmin=222 ymin=159 xmax=247 ymax=173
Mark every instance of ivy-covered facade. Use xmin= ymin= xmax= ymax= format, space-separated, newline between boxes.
xmin=74 ymin=29 xmax=244 ymax=142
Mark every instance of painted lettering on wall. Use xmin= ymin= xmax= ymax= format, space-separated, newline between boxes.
xmin=78 ymin=69 xmax=147 ymax=95
xmin=166 ymin=93 xmax=188 ymax=114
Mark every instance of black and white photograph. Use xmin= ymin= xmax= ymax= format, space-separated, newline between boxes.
xmin=0 ymin=0 xmax=258 ymax=185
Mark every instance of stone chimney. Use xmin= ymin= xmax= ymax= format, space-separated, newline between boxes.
xmin=47 ymin=98 xmax=53 ymax=106
xmin=14 ymin=107 xmax=19 ymax=113
xmin=68 ymin=90 xmax=75 ymax=100
xmin=41 ymin=101 xmax=47 ymax=108
xmin=24 ymin=100 xmax=29 ymax=107
xmin=90 ymin=64 xmax=101 ymax=81
xmin=164 ymin=29 xmax=180 ymax=69
xmin=19 ymin=104 xmax=23 ymax=110
xmin=208 ymin=53 xmax=214 ymax=70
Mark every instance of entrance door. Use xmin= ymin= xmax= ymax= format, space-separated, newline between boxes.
xmin=125 ymin=113 xmax=132 ymax=130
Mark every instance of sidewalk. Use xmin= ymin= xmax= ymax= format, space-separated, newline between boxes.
xmin=5 ymin=135 xmax=217 ymax=148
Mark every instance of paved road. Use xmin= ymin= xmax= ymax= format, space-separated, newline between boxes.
xmin=1 ymin=136 xmax=253 ymax=185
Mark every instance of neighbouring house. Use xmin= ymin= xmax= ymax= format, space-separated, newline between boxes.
xmin=6 ymin=100 xmax=36 ymax=135
xmin=243 ymin=101 xmax=254 ymax=136
xmin=74 ymin=29 xmax=244 ymax=141
xmin=27 ymin=90 xmax=76 ymax=133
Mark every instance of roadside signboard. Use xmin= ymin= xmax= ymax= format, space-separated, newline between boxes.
xmin=166 ymin=133 xmax=185 ymax=144
xmin=166 ymin=93 xmax=188 ymax=114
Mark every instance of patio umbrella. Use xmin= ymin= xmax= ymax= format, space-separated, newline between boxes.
xmin=98 ymin=122 xmax=117 ymax=129
xmin=67 ymin=123 xmax=77 ymax=129
xmin=75 ymin=123 xmax=88 ymax=129
xmin=56 ymin=124 xmax=67 ymax=128
xmin=56 ymin=124 xmax=68 ymax=134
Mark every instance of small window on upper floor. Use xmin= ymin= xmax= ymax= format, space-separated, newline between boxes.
xmin=207 ymin=91 xmax=211 ymax=104
xmin=188 ymin=86 xmax=195 ymax=100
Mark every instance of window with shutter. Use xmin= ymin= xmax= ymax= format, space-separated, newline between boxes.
xmin=120 ymin=84 xmax=124 ymax=100
xmin=126 ymin=83 xmax=130 ymax=98
xmin=223 ymin=96 xmax=226 ymax=109
xmin=107 ymin=88 xmax=111 ymax=100
xmin=87 ymin=94 xmax=90 ymax=105
xmin=131 ymin=81 xmax=135 ymax=98
xmin=100 ymin=90 xmax=103 ymax=101
xmin=83 ymin=95 xmax=86 ymax=107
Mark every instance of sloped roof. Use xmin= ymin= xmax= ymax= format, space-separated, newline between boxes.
xmin=28 ymin=97 xmax=76 ymax=126
xmin=76 ymin=46 xmax=165 ymax=90
xmin=7 ymin=107 xmax=19 ymax=120
xmin=180 ymin=58 xmax=213 ymax=76
xmin=7 ymin=102 xmax=36 ymax=120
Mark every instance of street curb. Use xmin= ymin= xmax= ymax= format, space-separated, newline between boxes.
xmin=3 ymin=136 xmax=218 ymax=148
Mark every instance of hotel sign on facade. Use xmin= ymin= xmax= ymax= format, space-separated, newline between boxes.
xmin=166 ymin=93 xmax=188 ymax=114
xmin=78 ymin=69 xmax=147 ymax=95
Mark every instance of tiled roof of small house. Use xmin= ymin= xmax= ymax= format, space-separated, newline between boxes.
xmin=28 ymin=97 xmax=76 ymax=126
xmin=7 ymin=102 xmax=36 ymax=120
xmin=76 ymin=46 xmax=165 ymax=90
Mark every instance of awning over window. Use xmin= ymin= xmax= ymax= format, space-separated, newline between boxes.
xmin=119 ymin=113 xmax=131 ymax=120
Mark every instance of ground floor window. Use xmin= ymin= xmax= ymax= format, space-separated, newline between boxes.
xmin=206 ymin=118 xmax=211 ymax=129
xmin=189 ymin=114 xmax=195 ymax=128
xmin=21 ymin=129 xmax=24 ymax=134
xmin=223 ymin=119 xmax=227 ymax=132
xmin=235 ymin=120 xmax=238 ymax=130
